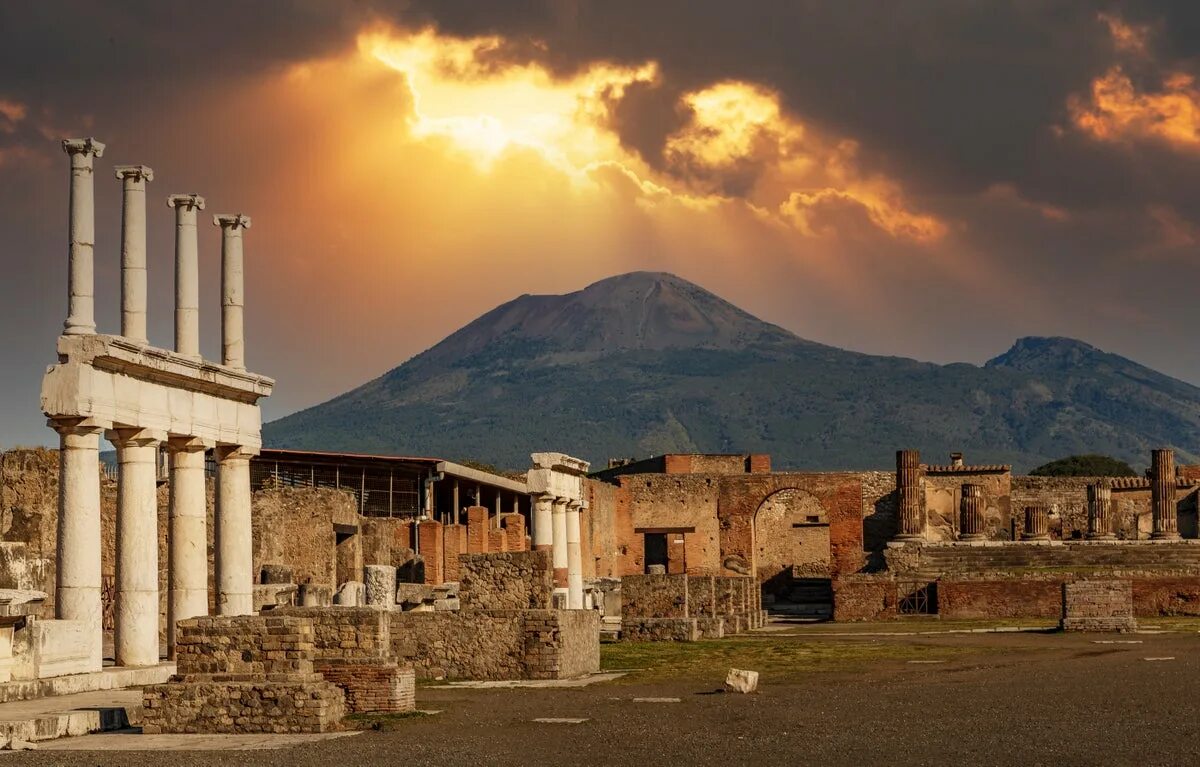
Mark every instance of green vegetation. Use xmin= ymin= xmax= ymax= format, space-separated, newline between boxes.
xmin=599 ymin=637 xmax=980 ymax=684
xmin=1030 ymin=454 xmax=1137 ymax=477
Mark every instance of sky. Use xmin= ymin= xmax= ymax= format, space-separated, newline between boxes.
xmin=2 ymin=1 xmax=1200 ymax=447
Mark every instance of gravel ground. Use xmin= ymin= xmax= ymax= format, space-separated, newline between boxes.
xmin=14 ymin=630 xmax=1200 ymax=767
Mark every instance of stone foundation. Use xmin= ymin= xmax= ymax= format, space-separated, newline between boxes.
xmin=318 ymin=659 xmax=414 ymax=713
xmin=1061 ymin=580 xmax=1137 ymax=632
xmin=142 ymin=615 xmax=344 ymax=734
xmin=620 ymin=617 xmax=700 ymax=642
xmin=832 ymin=577 xmax=898 ymax=622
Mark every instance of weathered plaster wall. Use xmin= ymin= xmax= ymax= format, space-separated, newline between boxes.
xmin=924 ymin=471 xmax=1012 ymax=541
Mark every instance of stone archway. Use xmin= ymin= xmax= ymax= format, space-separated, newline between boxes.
xmin=752 ymin=488 xmax=831 ymax=598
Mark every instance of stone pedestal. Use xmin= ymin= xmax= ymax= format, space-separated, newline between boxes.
xmin=959 ymin=484 xmax=986 ymax=541
xmin=1023 ymin=504 xmax=1050 ymax=541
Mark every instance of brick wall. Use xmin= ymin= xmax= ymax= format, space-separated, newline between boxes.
xmin=418 ymin=520 xmax=444 ymax=585
xmin=1132 ymin=577 xmax=1200 ymax=616
xmin=688 ymin=575 xmax=717 ymax=617
xmin=937 ymin=579 xmax=1062 ymax=620
xmin=271 ymin=606 xmax=389 ymax=661
xmin=466 ymin=506 xmax=489 ymax=553
xmin=1061 ymin=580 xmax=1136 ymax=631
xmin=832 ymin=577 xmax=898 ymax=621
xmin=174 ymin=615 xmax=315 ymax=676
xmin=443 ymin=524 xmax=466 ymax=582
xmin=459 ymin=551 xmax=554 ymax=610
xmin=502 ymin=513 xmax=526 ymax=553
xmin=859 ymin=471 xmax=897 ymax=568
xmin=621 ymin=574 xmax=689 ymax=618
xmin=524 ymin=609 xmax=601 ymax=680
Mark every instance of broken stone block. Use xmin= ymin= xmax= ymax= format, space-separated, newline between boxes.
xmin=334 ymin=581 xmax=365 ymax=606
xmin=724 ymin=668 xmax=758 ymax=694
xmin=364 ymin=564 xmax=398 ymax=609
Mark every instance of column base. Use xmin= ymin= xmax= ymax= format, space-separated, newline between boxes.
xmin=959 ymin=534 xmax=988 ymax=542
xmin=1152 ymin=531 xmax=1182 ymax=540
xmin=1086 ymin=533 xmax=1117 ymax=541
xmin=894 ymin=533 xmax=925 ymax=542
xmin=1020 ymin=534 xmax=1051 ymax=541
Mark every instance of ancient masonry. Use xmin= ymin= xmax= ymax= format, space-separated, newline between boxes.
xmin=38 ymin=138 xmax=272 ymax=675
xmin=526 ymin=453 xmax=590 ymax=608
xmin=620 ymin=573 xmax=764 ymax=642
xmin=1060 ymin=581 xmax=1137 ymax=633
xmin=142 ymin=616 xmax=344 ymax=734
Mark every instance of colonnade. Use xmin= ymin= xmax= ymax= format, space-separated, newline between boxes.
xmin=52 ymin=138 xmax=265 ymax=669
xmin=527 ymin=453 xmax=589 ymax=609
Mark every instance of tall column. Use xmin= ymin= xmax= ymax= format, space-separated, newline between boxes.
xmin=565 ymin=500 xmax=583 ymax=609
xmin=51 ymin=418 xmax=104 ymax=670
xmin=959 ymin=483 xmax=986 ymax=541
xmin=215 ymin=445 xmax=253 ymax=615
xmin=532 ymin=494 xmax=553 ymax=551
xmin=115 ymin=165 xmax=153 ymax=344
xmin=214 ymin=214 xmax=250 ymax=370
xmin=109 ymin=427 xmax=162 ymax=667
xmin=62 ymin=138 xmax=105 ymax=336
xmin=1087 ymin=481 xmax=1115 ymax=540
xmin=167 ymin=437 xmax=209 ymax=657
xmin=1022 ymin=504 xmax=1050 ymax=541
xmin=551 ymin=497 xmax=569 ymax=601
xmin=1151 ymin=448 xmax=1179 ymax=540
xmin=168 ymin=194 xmax=205 ymax=358
xmin=896 ymin=449 xmax=923 ymax=540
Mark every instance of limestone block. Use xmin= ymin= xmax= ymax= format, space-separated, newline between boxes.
xmin=30 ymin=619 xmax=94 ymax=679
xmin=725 ymin=668 xmax=759 ymax=694
xmin=298 ymin=583 xmax=332 ymax=607
xmin=334 ymin=581 xmax=365 ymax=607
xmin=365 ymin=565 xmax=398 ymax=609
xmin=395 ymin=583 xmax=436 ymax=608
xmin=432 ymin=598 xmax=460 ymax=611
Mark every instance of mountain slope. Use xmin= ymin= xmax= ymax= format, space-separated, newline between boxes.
xmin=264 ymin=272 xmax=1200 ymax=471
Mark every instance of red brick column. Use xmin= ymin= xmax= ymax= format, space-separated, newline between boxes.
xmin=417 ymin=520 xmax=444 ymax=585
xmin=502 ymin=513 xmax=526 ymax=552
xmin=442 ymin=524 xmax=465 ymax=582
xmin=488 ymin=529 xmax=507 ymax=552
xmin=466 ymin=505 xmax=489 ymax=553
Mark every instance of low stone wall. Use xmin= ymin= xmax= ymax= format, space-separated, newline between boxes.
xmin=621 ymin=617 xmax=700 ymax=642
xmin=688 ymin=576 xmax=716 ymax=617
xmin=832 ymin=578 xmax=898 ymax=622
xmin=1061 ymin=580 xmax=1137 ymax=632
xmin=389 ymin=608 xmax=599 ymax=681
xmin=937 ymin=580 xmax=1062 ymax=620
xmin=1132 ymin=577 xmax=1200 ymax=616
xmin=142 ymin=616 xmax=345 ymax=734
xmin=460 ymin=551 xmax=553 ymax=611
xmin=621 ymin=574 xmax=689 ymax=618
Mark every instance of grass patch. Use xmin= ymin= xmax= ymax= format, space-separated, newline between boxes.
xmin=600 ymin=637 xmax=980 ymax=684
xmin=344 ymin=711 xmax=432 ymax=731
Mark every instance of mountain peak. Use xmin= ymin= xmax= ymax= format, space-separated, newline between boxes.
xmin=985 ymin=336 xmax=1101 ymax=371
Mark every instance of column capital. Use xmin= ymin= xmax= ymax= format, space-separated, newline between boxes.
xmin=114 ymin=164 xmax=154 ymax=182
xmin=566 ymin=499 xmax=583 ymax=511
xmin=47 ymin=416 xmax=107 ymax=437
xmin=213 ymin=213 xmax=251 ymax=230
xmin=62 ymin=137 xmax=105 ymax=158
xmin=105 ymin=427 xmax=165 ymax=448
xmin=214 ymin=444 xmax=256 ymax=462
xmin=167 ymin=193 xmax=205 ymax=211
xmin=166 ymin=435 xmax=212 ymax=454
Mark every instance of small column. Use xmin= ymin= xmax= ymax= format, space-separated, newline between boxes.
xmin=896 ymin=449 xmax=923 ymax=540
xmin=215 ymin=445 xmax=253 ymax=615
xmin=532 ymin=494 xmax=553 ymax=551
xmin=51 ymin=418 xmax=105 ymax=670
xmin=1151 ymin=448 xmax=1180 ymax=540
xmin=167 ymin=194 xmax=205 ymax=358
xmin=959 ymin=483 xmax=986 ymax=541
xmin=214 ymin=214 xmax=250 ymax=370
xmin=551 ymin=497 xmax=569 ymax=601
xmin=167 ymin=437 xmax=209 ymax=657
xmin=565 ymin=500 xmax=583 ymax=609
xmin=115 ymin=165 xmax=153 ymax=344
xmin=62 ymin=138 xmax=105 ymax=336
xmin=109 ymin=427 xmax=162 ymax=667
xmin=1022 ymin=504 xmax=1050 ymax=541
xmin=1087 ymin=481 xmax=1115 ymax=540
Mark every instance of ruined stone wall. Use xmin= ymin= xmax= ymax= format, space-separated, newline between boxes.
xmin=1061 ymin=580 xmax=1136 ymax=631
xmin=524 ymin=609 xmax=600 ymax=679
xmin=832 ymin=577 xmax=898 ymax=621
xmin=618 ymin=475 xmax=722 ymax=575
xmin=859 ymin=471 xmax=897 ymax=569
xmin=271 ymin=606 xmax=389 ymax=661
xmin=584 ymin=478 xmax=620 ymax=578
xmin=924 ymin=471 xmax=1012 ymax=541
xmin=459 ymin=551 xmax=553 ymax=610
xmin=937 ymin=579 xmax=1062 ymax=620
xmin=621 ymin=574 xmax=689 ymax=618
xmin=0 ymin=449 xmax=59 ymax=599
xmin=1008 ymin=477 xmax=1197 ymax=540
xmin=1132 ymin=578 xmax=1200 ymax=616
xmin=253 ymin=486 xmax=358 ymax=592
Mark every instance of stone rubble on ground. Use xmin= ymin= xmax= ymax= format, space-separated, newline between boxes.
xmin=725 ymin=668 xmax=758 ymax=694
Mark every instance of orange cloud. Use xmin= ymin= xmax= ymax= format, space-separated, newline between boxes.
xmin=0 ymin=98 xmax=26 ymax=134
xmin=1098 ymin=12 xmax=1150 ymax=57
xmin=1069 ymin=66 xmax=1200 ymax=151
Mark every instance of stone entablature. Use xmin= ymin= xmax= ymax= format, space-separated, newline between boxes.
xmin=527 ymin=452 xmax=590 ymax=609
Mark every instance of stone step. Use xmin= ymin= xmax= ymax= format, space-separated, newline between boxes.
xmin=0 ymin=688 xmax=143 ymax=748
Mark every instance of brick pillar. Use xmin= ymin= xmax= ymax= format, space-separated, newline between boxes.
xmin=488 ymin=529 xmax=507 ymax=553
xmin=1151 ymin=448 xmax=1180 ymax=540
xmin=418 ymin=520 xmax=444 ymax=584
xmin=959 ymin=483 xmax=986 ymax=541
xmin=896 ymin=450 xmax=923 ymax=540
xmin=748 ymin=454 xmax=771 ymax=473
xmin=1022 ymin=504 xmax=1050 ymax=541
xmin=443 ymin=524 xmax=465 ymax=582
xmin=502 ymin=513 xmax=526 ymax=552
xmin=1087 ymin=482 xmax=1115 ymax=540
xmin=466 ymin=505 xmax=489 ymax=553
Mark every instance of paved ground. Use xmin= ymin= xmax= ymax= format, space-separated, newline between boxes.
xmin=10 ymin=627 xmax=1200 ymax=766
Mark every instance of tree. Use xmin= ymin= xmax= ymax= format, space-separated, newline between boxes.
xmin=1030 ymin=454 xmax=1136 ymax=477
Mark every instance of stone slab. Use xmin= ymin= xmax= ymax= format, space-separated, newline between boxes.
xmin=0 ymin=688 xmax=143 ymax=747
xmin=0 ymin=663 xmax=174 ymax=705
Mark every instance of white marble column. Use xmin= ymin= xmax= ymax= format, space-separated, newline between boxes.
xmin=61 ymin=138 xmax=105 ymax=336
xmin=51 ymin=417 xmax=105 ymax=670
xmin=109 ymin=427 xmax=162 ymax=667
xmin=167 ymin=437 xmax=208 ymax=657
xmin=565 ymin=500 xmax=583 ymax=609
xmin=551 ymin=497 xmax=569 ymax=602
xmin=532 ymin=494 xmax=553 ymax=551
xmin=115 ymin=165 xmax=153 ymax=344
xmin=167 ymin=194 xmax=205 ymax=358
xmin=215 ymin=445 xmax=253 ymax=615
xmin=214 ymin=214 xmax=250 ymax=370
